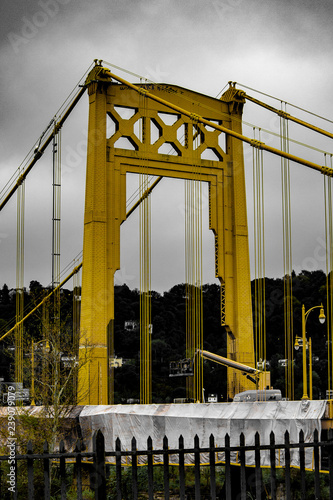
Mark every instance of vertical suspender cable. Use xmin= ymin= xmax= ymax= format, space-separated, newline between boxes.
xmin=139 ymin=92 xmax=152 ymax=404
xmin=185 ymin=120 xmax=203 ymax=402
xmin=185 ymin=175 xmax=194 ymax=400
xmin=52 ymin=124 xmax=61 ymax=399
xmin=185 ymin=130 xmax=193 ymax=401
xmin=15 ymin=178 xmax=25 ymax=397
xmin=324 ymin=154 xmax=333 ymax=403
xmin=73 ymin=261 xmax=81 ymax=404
xmin=42 ymin=288 xmax=50 ymax=403
xmin=252 ymin=128 xmax=266 ymax=388
xmin=52 ymin=124 xmax=61 ymax=329
xmin=280 ymin=103 xmax=294 ymax=401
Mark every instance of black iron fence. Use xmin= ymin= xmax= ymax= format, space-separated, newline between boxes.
xmin=1 ymin=428 xmax=333 ymax=499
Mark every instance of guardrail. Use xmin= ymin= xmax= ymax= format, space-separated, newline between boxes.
xmin=1 ymin=428 xmax=333 ymax=499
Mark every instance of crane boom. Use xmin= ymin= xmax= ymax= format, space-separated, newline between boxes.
xmin=197 ymin=349 xmax=259 ymax=375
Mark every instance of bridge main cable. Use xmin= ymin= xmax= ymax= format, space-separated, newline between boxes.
xmin=0 ymin=181 xmax=165 ymax=343
xmin=0 ymin=86 xmax=87 ymax=212
xmin=102 ymin=68 xmax=333 ymax=177
xmin=0 ymin=263 xmax=82 ymax=343
xmin=243 ymin=93 xmax=333 ymax=141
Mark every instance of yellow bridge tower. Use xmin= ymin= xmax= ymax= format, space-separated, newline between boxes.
xmin=78 ymin=62 xmax=255 ymax=404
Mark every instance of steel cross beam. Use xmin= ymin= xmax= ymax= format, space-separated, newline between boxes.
xmin=102 ymin=68 xmax=333 ymax=177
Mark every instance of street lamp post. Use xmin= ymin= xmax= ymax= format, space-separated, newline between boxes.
xmin=300 ymin=304 xmax=325 ymax=400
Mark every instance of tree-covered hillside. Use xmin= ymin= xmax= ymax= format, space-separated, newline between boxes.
xmin=0 ymin=269 xmax=329 ymax=402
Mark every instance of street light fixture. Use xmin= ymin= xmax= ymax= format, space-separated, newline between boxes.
xmin=298 ymin=304 xmax=325 ymax=400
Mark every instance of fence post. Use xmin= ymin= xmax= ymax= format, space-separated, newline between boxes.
xmin=27 ymin=440 xmax=34 ymax=500
xmin=284 ymin=431 xmax=291 ymax=499
xmin=147 ymin=436 xmax=154 ymax=500
xmin=115 ymin=437 xmax=122 ymax=500
xmin=299 ymin=429 xmax=306 ymax=499
xmin=313 ymin=429 xmax=320 ymax=499
xmin=239 ymin=433 xmax=246 ymax=500
xmin=328 ymin=428 xmax=333 ymax=500
xmin=225 ymin=433 xmax=232 ymax=500
xmin=92 ymin=430 xmax=106 ymax=500
xmin=59 ymin=440 xmax=66 ymax=500
xmin=254 ymin=432 xmax=262 ymax=500
xmin=43 ymin=440 xmax=50 ymax=500
xmin=75 ymin=439 xmax=82 ymax=500
xmin=194 ymin=434 xmax=201 ymax=499
xmin=269 ymin=431 xmax=276 ymax=500
xmin=131 ymin=437 xmax=138 ymax=500
xmin=179 ymin=435 xmax=186 ymax=500
xmin=209 ymin=434 xmax=216 ymax=500
xmin=163 ymin=435 xmax=170 ymax=500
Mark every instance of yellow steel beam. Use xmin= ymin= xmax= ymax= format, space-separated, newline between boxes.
xmin=244 ymin=93 xmax=333 ymax=141
xmin=102 ymin=68 xmax=333 ymax=177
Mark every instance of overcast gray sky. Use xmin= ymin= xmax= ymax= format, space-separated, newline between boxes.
xmin=1 ymin=0 xmax=333 ymax=292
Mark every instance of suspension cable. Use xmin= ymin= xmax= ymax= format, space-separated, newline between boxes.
xmin=0 ymin=263 xmax=82 ymax=343
xmin=0 ymin=167 xmax=164 ymax=343
xmin=15 ymin=176 xmax=25 ymax=394
xmin=236 ymin=82 xmax=333 ymax=126
xmin=101 ymin=68 xmax=333 ymax=177
xmin=324 ymin=154 xmax=333 ymax=401
xmin=102 ymin=62 xmax=333 ymax=158
xmin=139 ymin=91 xmax=152 ymax=405
xmin=185 ymin=118 xmax=203 ymax=402
xmin=252 ymin=127 xmax=266 ymax=386
xmin=0 ymin=80 xmax=88 ymax=211
xmin=0 ymin=250 xmax=83 ymax=340
xmin=52 ymin=122 xmax=62 ymax=344
xmin=243 ymin=93 xmax=333 ymax=141
xmin=280 ymin=103 xmax=294 ymax=401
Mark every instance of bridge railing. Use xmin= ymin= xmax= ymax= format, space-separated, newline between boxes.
xmin=1 ymin=428 xmax=333 ymax=499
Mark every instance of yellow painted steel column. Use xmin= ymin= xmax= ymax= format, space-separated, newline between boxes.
xmin=78 ymin=64 xmax=115 ymax=405
xmin=222 ymin=87 xmax=255 ymax=398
